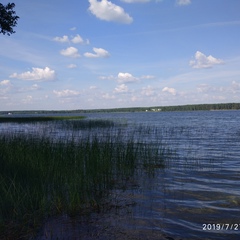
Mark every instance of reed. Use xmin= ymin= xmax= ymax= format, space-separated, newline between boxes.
xmin=57 ymin=118 xmax=116 ymax=130
xmin=0 ymin=115 xmax=85 ymax=123
xmin=0 ymin=120 xmax=171 ymax=239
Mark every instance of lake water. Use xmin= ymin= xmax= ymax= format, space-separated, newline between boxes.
xmin=1 ymin=110 xmax=240 ymax=239
xmin=80 ymin=111 xmax=240 ymax=240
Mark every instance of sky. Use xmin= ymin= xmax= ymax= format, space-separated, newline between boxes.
xmin=0 ymin=0 xmax=240 ymax=111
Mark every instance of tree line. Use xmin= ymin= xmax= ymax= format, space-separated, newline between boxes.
xmin=2 ymin=103 xmax=240 ymax=115
xmin=79 ymin=103 xmax=240 ymax=113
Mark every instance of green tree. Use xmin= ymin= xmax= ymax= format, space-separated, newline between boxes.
xmin=0 ymin=3 xmax=19 ymax=35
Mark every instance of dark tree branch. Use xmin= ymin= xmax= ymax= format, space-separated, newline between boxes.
xmin=0 ymin=3 xmax=19 ymax=36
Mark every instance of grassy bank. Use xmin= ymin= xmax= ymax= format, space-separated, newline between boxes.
xmin=0 ymin=119 xmax=170 ymax=239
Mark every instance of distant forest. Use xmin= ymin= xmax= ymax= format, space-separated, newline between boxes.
xmin=1 ymin=103 xmax=240 ymax=115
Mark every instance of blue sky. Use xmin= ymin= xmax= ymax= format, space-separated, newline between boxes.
xmin=1 ymin=0 xmax=240 ymax=110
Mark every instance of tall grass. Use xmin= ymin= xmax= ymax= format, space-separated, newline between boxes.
xmin=0 ymin=115 xmax=85 ymax=123
xmin=0 ymin=119 xmax=171 ymax=239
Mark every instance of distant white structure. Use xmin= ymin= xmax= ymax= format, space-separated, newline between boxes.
xmin=151 ymin=108 xmax=161 ymax=112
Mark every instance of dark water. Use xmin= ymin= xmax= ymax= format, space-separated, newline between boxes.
xmin=1 ymin=111 xmax=240 ymax=239
xmin=82 ymin=111 xmax=240 ymax=240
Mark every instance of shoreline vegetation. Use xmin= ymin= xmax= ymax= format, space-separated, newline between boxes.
xmin=1 ymin=102 xmax=240 ymax=115
xmin=0 ymin=118 xmax=171 ymax=239
xmin=0 ymin=115 xmax=85 ymax=123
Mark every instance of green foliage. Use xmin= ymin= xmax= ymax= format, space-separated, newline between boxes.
xmin=0 ymin=121 xmax=170 ymax=239
xmin=0 ymin=115 xmax=85 ymax=123
xmin=1 ymin=103 xmax=239 ymax=115
xmin=0 ymin=3 xmax=19 ymax=35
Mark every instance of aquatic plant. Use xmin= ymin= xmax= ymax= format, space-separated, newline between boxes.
xmin=0 ymin=115 xmax=85 ymax=123
xmin=0 ymin=120 xmax=171 ymax=239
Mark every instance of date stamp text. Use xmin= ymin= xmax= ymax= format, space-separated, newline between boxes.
xmin=202 ymin=223 xmax=240 ymax=231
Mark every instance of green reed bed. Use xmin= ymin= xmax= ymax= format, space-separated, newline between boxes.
xmin=0 ymin=115 xmax=85 ymax=123
xmin=0 ymin=121 xmax=170 ymax=239
xmin=57 ymin=118 xmax=116 ymax=130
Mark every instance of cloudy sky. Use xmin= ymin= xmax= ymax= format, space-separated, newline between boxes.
xmin=1 ymin=0 xmax=240 ymax=110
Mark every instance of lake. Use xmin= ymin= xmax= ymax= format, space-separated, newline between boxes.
xmin=1 ymin=110 xmax=240 ymax=239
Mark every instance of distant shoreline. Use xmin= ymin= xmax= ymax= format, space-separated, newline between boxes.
xmin=1 ymin=102 xmax=240 ymax=115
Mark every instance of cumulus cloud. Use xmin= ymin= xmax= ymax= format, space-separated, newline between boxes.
xmin=53 ymin=35 xmax=69 ymax=43
xmin=71 ymin=34 xmax=84 ymax=44
xmin=100 ymin=72 xmax=152 ymax=83
xmin=0 ymin=80 xmax=12 ymax=94
xmin=60 ymin=47 xmax=80 ymax=58
xmin=10 ymin=67 xmax=56 ymax=81
xmin=53 ymin=89 xmax=80 ymax=97
xmin=84 ymin=47 xmax=110 ymax=58
xmin=189 ymin=51 xmax=224 ymax=69
xmin=102 ymin=93 xmax=116 ymax=99
xmin=88 ymin=0 xmax=133 ymax=24
xmin=121 ymin=0 xmax=150 ymax=2
xmin=114 ymin=84 xmax=129 ymax=93
xmin=54 ymin=34 xmax=88 ymax=44
xmin=117 ymin=72 xmax=138 ymax=83
xmin=162 ymin=87 xmax=177 ymax=95
xmin=0 ymin=80 xmax=11 ymax=86
xmin=176 ymin=0 xmax=191 ymax=6
xmin=141 ymin=85 xmax=155 ymax=96
xmin=197 ymin=84 xmax=211 ymax=93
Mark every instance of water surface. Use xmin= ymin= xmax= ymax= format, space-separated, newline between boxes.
xmin=1 ymin=110 xmax=240 ymax=239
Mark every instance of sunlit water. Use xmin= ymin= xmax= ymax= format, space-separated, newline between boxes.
xmin=1 ymin=111 xmax=240 ymax=239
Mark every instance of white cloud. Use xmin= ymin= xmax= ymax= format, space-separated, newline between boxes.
xmin=121 ymin=0 xmax=150 ymax=2
xmin=53 ymin=35 xmax=69 ymax=43
xmin=0 ymin=80 xmax=11 ymax=86
xmin=141 ymin=75 xmax=155 ymax=79
xmin=18 ymin=84 xmax=41 ymax=93
xmin=100 ymin=72 xmax=151 ymax=83
xmin=141 ymin=85 xmax=155 ymax=96
xmin=189 ymin=51 xmax=224 ymax=69
xmin=102 ymin=93 xmax=116 ymax=99
xmin=71 ymin=34 xmax=84 ymax=44
xmin=162 ymin=87 xmax=177 ymax=95
xmin=10 ymin=67 xmax=56 ymax=81
xmin=0 ymin=80 xmax=12 ymax=94
xmin=31 ymin=84 xmax=40 ymax=90
xmin=117 ymin=72 xmax=138 ymax=83
xmin=230 ymin=81 xmax=240 ymax=93
xmin=22 ymin=95 xmax=33 ymax=104
xmin=54 ymin=34 xmax=87 ymax=44
xmin=84 ymin=47 xmax=110 ymax=58
xmin=99 ymin=75 xmax=115 ymax=80
xmin=197 ymin=84 xmax=211 ymax=93
xmin=88 ymin=0 xmax=133 ymax=24
xmin=67 ymin=64 xmax=77 ymax=69
xmin=53 ymin=89 xmax=80 ymax=97
xmin=114 ymin=84 xmax=129 ymax=93
xmin=60 ymin=47 xmax=80 ymax=58
xmin=176 ymin=0 xmax=191 ymax=6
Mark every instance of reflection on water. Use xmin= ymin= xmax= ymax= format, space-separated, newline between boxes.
xmin=1 ymin=111 xmax=240 ymax=239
